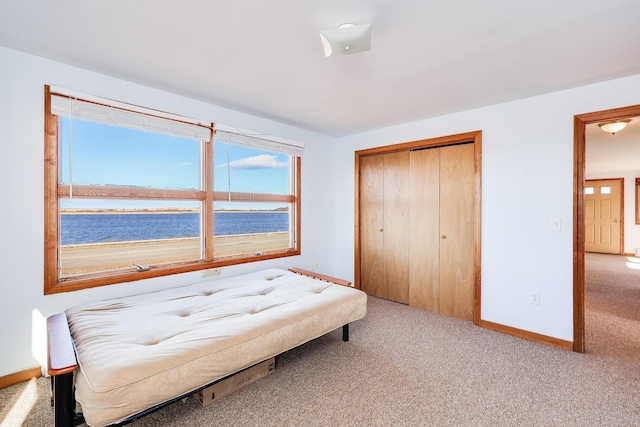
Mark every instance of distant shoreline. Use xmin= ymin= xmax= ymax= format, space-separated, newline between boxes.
xmin=60 ymin=208 xmax=289 ymax=215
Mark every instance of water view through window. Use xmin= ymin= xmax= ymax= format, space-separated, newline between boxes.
xmin=59 ymin=201 xmax=291 ymax=276
xmin=56 ymin=130 xmax=295 ymax=276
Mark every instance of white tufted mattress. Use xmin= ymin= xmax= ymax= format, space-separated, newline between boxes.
xmin=65 ymin=268 xmax=367 ymax=427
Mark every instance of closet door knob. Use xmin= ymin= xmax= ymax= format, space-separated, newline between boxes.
xmin=379 ymin=228 xmax=384 ymax=232
xmin=441 ymin=235 xmax=447 ymax=239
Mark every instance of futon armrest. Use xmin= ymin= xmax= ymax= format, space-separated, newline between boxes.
xmin=47 ymin=313 xmax=77 ymax=376
xmin=289 ymin=268 xmax=352 ymax=287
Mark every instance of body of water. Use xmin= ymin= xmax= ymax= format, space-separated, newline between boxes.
xmin=61 ymin=212 xmax=289 ymax=245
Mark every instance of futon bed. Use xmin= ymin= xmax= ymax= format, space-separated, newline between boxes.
xmin=47 ymin=268 xmax=367 ymax=427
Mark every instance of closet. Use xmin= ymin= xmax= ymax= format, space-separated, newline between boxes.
xmin=357 ymin=137 xmax=477 ymax=321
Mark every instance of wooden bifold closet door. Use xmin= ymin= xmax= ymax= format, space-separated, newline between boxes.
xmin=359 ymin=143 xmax=475 ymax=321
xmin=360 ymin=151 xmax=410 ymax=303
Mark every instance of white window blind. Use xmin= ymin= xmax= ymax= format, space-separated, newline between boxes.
xmin=50 ymin=92 xmax=212 ymax=142
xmin=214 ymin=127 xmax=304 ymax=157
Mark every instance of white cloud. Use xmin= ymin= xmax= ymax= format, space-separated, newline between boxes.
xmin=170 ymin=162 xmax=193 ymax=169
xmin=222 ymin=154 xmax=287 ymax=170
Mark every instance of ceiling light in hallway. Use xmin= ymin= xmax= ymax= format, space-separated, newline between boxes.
xmin=319 ymin=22 xmax=372 ymax=57
xmin=598 ymin=119 xmax=631 ymax=135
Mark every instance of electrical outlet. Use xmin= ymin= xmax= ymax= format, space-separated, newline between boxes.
xmin=203 ymin=268 xmax=222 ymax=277
xmin=551 ymin=218 xmax=562 ymax=231
xmin=530 ymin=293 xmax=540 ymax=305
xmin=310 ymin=261 xmax=319 ymax=271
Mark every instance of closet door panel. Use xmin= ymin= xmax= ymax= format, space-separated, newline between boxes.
xmin=360 ymin=155 xmax=386 ymax=299
xmin=409 ymin=149 xmax=440 ymax=311
xmin=439 ymin=143 xmax=475 ymax=320
xmin=383 ymin=151 xmax=410 ymax=303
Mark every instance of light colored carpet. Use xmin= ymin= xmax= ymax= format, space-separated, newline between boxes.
xmin=2 ymin=253 xmax=640 ymax=426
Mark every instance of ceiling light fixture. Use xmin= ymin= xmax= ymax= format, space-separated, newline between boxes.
xmin=598 ymin=119 xmax=630 ymax=135
xmin=319 ymin=22 xmax=372 ymax=57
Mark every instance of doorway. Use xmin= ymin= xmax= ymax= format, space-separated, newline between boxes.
xmin=573 ymin=104 xmax=640 ymax=353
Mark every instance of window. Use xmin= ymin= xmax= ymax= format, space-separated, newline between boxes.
xmin=44 ymin=86 xmax=301 ymax=294
xmin=600 ymin=186 xmax=612 ymax=194
xmin=212 ymin=129 xmax=302 ymax=258
xmin=585 ymin=187 xmax=595 ymax=195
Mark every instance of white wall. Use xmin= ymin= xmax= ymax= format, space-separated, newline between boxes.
xmin=0 ymin=46 xmax=337 ymax=376
xmin=625 ymin=176 xmax=640 ymax=254
xmin=333 ymin=73 xmax=640 ymax=342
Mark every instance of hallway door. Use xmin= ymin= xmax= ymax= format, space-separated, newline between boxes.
xmin=585 ymin=179 xmax=622 ymax=254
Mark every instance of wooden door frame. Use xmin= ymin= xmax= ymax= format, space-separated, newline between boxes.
xmin=584 ymin=178 xmax=624 ymax=255
xmin=573 ymin=104 xmax=640 ymax=353
xmin=354 ymin=130 xmax=482 ymax=325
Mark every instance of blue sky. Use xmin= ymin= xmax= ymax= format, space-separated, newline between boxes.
xmin=59 ymin=119 xmax=290 ymax=210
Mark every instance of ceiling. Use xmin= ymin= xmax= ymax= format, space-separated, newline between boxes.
xmin=1 ymin=0 xmax=639 ymax=137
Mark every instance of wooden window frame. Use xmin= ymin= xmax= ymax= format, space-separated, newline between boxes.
xmin=636 ymin=178 xmax=640 ymax=225
xmin=44 ymin=86 xmax=301 ymax=294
